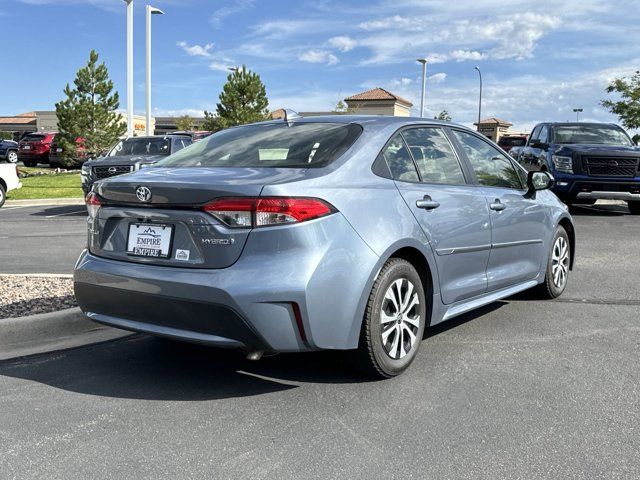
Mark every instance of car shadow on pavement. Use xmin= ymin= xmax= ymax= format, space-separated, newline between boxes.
xmin=30 ymin=205 xmax=87 ymax=217
xmin=568 ymin=203 xmax=629 ymax=216
xmin=0 ymin=302 xmax=505 ymax=401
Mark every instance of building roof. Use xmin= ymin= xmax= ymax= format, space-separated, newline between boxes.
xmin=344 ymin=88 xmax=413 ymax=107
xmin=0 ymin=116 xmax=36 ymax=125
xmin=474 ymin=117 xmax=513 ymax=126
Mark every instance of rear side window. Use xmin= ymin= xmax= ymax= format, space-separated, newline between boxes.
xmin=401 ymin=128 xmax=465 ymax=184
xmin=22 ymin=134 xmax=45 ymax=142
xmin=452 ymin=130 xmax=523 ymax=189
xmin=156 ymin=122 xmax=363 ymax=168
xmin=381 ymin=134 xmax=419 ymax=182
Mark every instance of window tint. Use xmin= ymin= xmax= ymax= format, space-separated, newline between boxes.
xmin=551 ymin=124 xmax=633 ymax=145
xmin=452 ymin=130 xmax=524 ymax=189
xmin=529 ymin=125 xmax=541 ymax=142
xmin=156 ymin=123 xmax=362 ymax=168
xmin=401 ymin=128 xmax=465 ymax=184
xmin=382 ymin=134 xmax=419 ymax=182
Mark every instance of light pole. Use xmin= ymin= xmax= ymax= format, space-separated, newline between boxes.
xmin=573 ymin=108 xmax=583 ymax=122
xmin=146 ymin=4 xmax=164 ymax=136
xmin=123 ymin=0 xmax=134 ymax=138
xmin=417 ymin=58 xmax=427 ymax=118
xmin=475 ymin=66 xmax=482 ymax=132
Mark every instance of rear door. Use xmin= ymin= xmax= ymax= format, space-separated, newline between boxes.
xmin=386 ymin=127 xmax=492 ymax=305
xmin=450 ymin=129 xmax=546 ymax=291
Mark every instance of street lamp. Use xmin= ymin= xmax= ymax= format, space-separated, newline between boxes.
xmin=123 ymin=0 xmax=134 ymax=138
xmin=417 ymin=58 xmax=427 ymax=118
xmin=475 ymin=66 xmax=482 ymax=132
xmin=146 ymin=4 xmax=164 ymax=136
xmin=573 ymin=108 xmax=583 ymax=122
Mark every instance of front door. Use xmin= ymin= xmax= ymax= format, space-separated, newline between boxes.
xmin=450 ymin=129 xmax=546 ymax=291
xmin=383 ymin=127 xmax=492 ymax=305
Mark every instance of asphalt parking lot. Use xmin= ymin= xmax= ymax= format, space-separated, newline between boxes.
xmin=0 ymin=205 xmax=87 ymax=274
xmin=0 ymin=202 xmax=639 ymax=479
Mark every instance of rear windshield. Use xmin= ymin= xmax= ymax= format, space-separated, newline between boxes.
xmin=156 ymin=122 xmax=363 ymax=168
xmin=552 ymin=125 xmax=632 ymax=145
xmin=22 ymin=134 xmax=45 ymax=142
xmin=108 ymin=137 xmax=172 ymax=156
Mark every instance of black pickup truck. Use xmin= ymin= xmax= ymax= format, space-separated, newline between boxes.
xmin=515 ymin=122 xmax=640 ymax=214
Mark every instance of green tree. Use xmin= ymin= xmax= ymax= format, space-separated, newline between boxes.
xmin=175 ymin=114 xmax=194 ymax=131
xmin=55 ymin=50 xmax=125 ymax=167
xmin=601 ymin=71 xmax=640 ymax=130
xmin=333 ymin=100 xmax=347 ymax=114
xmin=434 ymin=109 xmax=452 ymax=122
xmin=206 ymin=65 xmax=269 ymax=130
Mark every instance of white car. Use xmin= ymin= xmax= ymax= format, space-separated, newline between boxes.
xmin=0 ymin=163 xmax=21 ymax=207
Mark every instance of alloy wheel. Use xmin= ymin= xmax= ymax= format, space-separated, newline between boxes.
xmin=551 ymin=236 xmax=569 ymax=289
xmin=8 ymin=151 xmax=18 ymax=163
xmin=380 ymin=278 xmax=421 ymax=359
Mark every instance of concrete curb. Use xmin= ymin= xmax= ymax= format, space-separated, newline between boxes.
xmin=5 ymin=198 xmax=85 ymax=207
xmin=0 ymin=307 xmax=131 ymax=361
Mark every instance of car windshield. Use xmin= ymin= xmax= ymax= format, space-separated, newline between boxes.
xmin=155 ymin=122 xmax=363 ymax=168
xmin=552 ymin=125 xmax=632 ymax=145
xmin=108 ymin=137 xmax=171 ymax=157
xmin=22 ymin=134 xmax=45 ymax=142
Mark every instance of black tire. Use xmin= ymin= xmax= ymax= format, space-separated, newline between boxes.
xmin=23 ymin=160 xmax=37 ymax=167
xmin=353 ymin=258 xmax=428 ymax=379
xmin=628 ymin=201 xmax=640 ymax=215
xmin=7 ymin=150 xmax=18 ymax=164
xmin=0 ymin=184 xmax=6 ymax=208
xmin=534 ymin=226 xmax=570 ymax=299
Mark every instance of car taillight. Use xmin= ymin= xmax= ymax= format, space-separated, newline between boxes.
xmin=86 ymin=192 xmax=101 ymax=219
xmin=203 ymin=197 xmax=336 ymax=228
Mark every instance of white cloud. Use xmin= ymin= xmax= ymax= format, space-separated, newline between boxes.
xmin=210 ymin=0 xmax=255 ymax=28
xmin=209 ymin=62 xmax=232 ymax=72
xmin=298 ymin=49 xmax=339 ymax=65
xmin=448 ymin=50 xmax=485 ymax=62
xmin=428 ymin=73 xmax=447 ymax=84
xmin=328 ymin=36 xmax=357 ymax=52
xmin=177 ymin=41 xmax=214 ymax=58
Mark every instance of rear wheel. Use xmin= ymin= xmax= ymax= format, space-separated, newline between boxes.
xmin=628 ymin=201 xmax=640 ymax=215
xmin=353 ymin=258 xmax=427 ymax=379
xmin=535 ymin=226 xmax=570 ymax=299
xmin=7 ymin=150 xmax=18 ymax=164
xmin=0 ymin=184 xmax=6 ymax=208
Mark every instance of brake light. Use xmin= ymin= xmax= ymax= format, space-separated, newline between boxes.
xmin=203 ymin=197 xmax=335 ymax=228
xmin=85 ymin=192 xmax=101 ymax=219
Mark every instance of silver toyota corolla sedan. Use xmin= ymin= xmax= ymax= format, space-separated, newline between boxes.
xmin=74 ymin=115 xmax=575 ymax=378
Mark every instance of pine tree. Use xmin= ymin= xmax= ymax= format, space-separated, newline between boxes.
xmin=174 ymin=115 xmax=194 ymax=131
xmin=207 ymin=65 xmax=269 ymax=129
xmin=55 ymin=50 xmax=125 ymax=167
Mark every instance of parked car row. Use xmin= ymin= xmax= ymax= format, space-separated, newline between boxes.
xmin=510 ymin=122 xmax=640 ymax=214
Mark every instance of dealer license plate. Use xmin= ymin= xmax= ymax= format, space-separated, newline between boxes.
xmin=127 ymin=223 xmax=173 ymax=258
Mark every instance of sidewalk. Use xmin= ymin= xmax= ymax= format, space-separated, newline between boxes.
xmin=5 ymin=198 xmax=85 ymax=207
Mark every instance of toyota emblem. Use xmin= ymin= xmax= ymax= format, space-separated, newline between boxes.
xmin=136 ymin=186 xmax=152 ymax=202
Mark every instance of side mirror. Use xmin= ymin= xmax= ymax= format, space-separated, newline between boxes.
xmin=527 ymin=171 xmax=555 ymax=196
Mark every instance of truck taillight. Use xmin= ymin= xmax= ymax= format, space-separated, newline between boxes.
xmin=85 ymin=192 xmax=101 ymax=219
xmin=203 ymin=197 xmax=336 ymax=228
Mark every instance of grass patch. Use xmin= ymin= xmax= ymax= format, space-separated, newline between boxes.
xmin=7 ymin=173 xmax=83 ymax=199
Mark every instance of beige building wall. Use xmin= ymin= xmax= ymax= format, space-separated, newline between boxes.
xmin=346 ymin=101 xmax=411 ymax=117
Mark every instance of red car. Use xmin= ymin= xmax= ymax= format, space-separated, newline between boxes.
xmin=18 ymin=132 xmax=56 ymax=167
xmin=498 ymin=135 xmax=528 ymax=153
xmin=49 ymin=135 xmax=87 ymax=168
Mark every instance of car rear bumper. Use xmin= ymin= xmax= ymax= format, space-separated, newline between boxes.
xmin=73 ymin=214 xmax=379 ymax=352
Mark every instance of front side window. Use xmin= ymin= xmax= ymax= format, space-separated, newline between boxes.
xmin=452 ymin=130 xmax=524 ymax=189
xmin=109 ymin=137 xmax=171 ymax=157
xmin=538 ymin=125 xmax=549 ymax=143
xmin=156 ymin=122 xmax=362 ymax=168
xmin=381 ymin=134 xmax=419 ymax=182
xmin=401 ymin=128 xmax=465 ymax=184
xmin=551 ymin=125 xmax=633 ymax=145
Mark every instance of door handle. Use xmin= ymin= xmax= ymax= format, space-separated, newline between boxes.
xmin=490 ymin=199 xmax=506 ymax=211
xmin=416 ymin=195 xmax=440 ymax=210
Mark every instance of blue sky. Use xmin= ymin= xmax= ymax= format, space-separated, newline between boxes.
xmin=3 ymin=0 xmax=640 ymax=131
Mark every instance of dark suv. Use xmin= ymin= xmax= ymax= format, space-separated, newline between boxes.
xmin=517 ymin=122 xmax=640 ymax=214
xmin=81 ymin=135 xmax=192 ymax=194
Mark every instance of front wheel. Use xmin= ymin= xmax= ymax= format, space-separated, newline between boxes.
xmin=628 ymin=201 xmax=640 ymax=215
xmin=353 ymin=258 xmax=427 ymax=378
xmin=7 ymin=150 xmax=18 ymax=164
xmin=535 ymin=226 xmax=570 ymax=299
